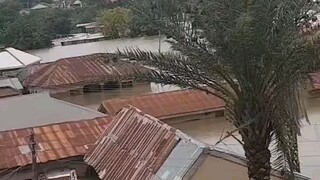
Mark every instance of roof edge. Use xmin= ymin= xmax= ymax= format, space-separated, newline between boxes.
xmin=158 ymin=107 xmax=225 ymax=120
xmin=102 ymin=88 xmax=192 ymax=106
xmin=51 ymin=96 xmax=106 ymax=116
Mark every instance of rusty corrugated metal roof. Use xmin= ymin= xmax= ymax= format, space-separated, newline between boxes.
xmin=84 ymin=106 xmax=179 ymax=180
xmin=99 ymin=89 xmax=225 ymax=120
xmin=0 ymin=116 xmax=112 ymax=170
xmin=22 ymin=53 xmax=147 ymax=88
xmin=310 ymin=72 xmax=320 ymax=91
xmin=85 ymin=107 xmax=313 ymax=180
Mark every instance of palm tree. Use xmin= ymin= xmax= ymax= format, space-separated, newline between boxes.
xmin=120 ymin=0 xmax=320 ymax=179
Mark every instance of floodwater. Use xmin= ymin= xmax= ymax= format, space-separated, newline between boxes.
xmin=31 ymin=35 xmax=320 ymax=178
xmin=59 ymin=84 xmax=320 ymax=179
xmin=57 ymin=83 xmax=320 ymax=178
xmin=28 ymin=35 xmax=171 ymax=62
xmin=176 ymin=96 xmax=320 ymax=179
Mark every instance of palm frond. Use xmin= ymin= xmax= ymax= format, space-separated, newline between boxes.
xmin=121 ymin=0 xmax=320 ymax=178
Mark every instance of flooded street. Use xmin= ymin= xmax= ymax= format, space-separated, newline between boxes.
xmin=29 ymin=36 xmax=171 ymax=62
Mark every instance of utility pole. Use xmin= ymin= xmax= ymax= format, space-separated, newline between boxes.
xmin=157 ymin=0 xmax=161 ymax=53
xmin=27 ymin=0 xmax=30 ymax=12
xmin=29 ymin=129 xmax=38 ymax=180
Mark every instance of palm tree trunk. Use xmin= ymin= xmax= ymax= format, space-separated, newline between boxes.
xmin=243 ymin=137 xmax=272 ymax=180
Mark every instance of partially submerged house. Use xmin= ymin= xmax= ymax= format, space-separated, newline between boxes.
xmin=70 ymin=0 xmax=82 ymax=8
xmin=0 ymin=47 xmax=42 ymax=77
xmin=98 ymin=89 xmax=225 ymax=124
xmin=76 ymin=22 xmax=102 ymax=34
xmin=0 ymin=92 xmax=112 ymax=179
xmin=0 ymin=78 xmax=23 ymax=98
xmin=52 ymin=0 xmax=82 ymax=9
xmin=85 ymin=106 xmax=310 ymax=180
xmin=19 ymin=53 xmax=148 ymax=95
xmin=30 ymin=3 xmax=50 ymax=10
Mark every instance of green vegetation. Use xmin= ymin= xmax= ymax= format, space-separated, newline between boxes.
xmin=0 ymin=7 xmax=72 ymax=50
xmin=0 ymin=0 xmax=158 ymax=50
xmin=98 ymin=7 xmax=132 ymax=38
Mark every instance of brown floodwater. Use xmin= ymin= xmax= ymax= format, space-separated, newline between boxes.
xmin=29 ymin=35 xmax=320 ymax=178
xmin=29 ymin=36 xmax=171 ymax=62
xmin=176 ymin=96 xmax=320 ymax=179
xmin=58 ymin=83 xmax=320 ymax=179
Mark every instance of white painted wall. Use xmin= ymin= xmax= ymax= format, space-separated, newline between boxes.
xmin=150 ymin=82 xmax=182 ymax=93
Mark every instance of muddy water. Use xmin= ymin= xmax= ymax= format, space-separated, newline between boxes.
xmin=175 ymin=96 xmax=320 ymax=179
xmin=27 ymin=34 xmax=320 ymax=178
xmin=59 ymin=83 xmax=320 ymax=179
xmin=29 ymin=36 xmax=171 ymax=62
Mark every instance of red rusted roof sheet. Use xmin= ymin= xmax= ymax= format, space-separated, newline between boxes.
xmin=84 ymin=106 xmax=179 ymax=180
xmin=99 ymin=89 xmax=225 ymax=119
xmin=22 ymin=53 xmax=147 ymax=88
xmin=0 ymin=116 xmax=112 ymax=170
xmin=310 ymin=72 xmax=320 ymax=91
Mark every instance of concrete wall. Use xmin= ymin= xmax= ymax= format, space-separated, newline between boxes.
xmin=191 ymin=156 xmax=282 ymax=180
xmin=150 ymin=82 xmax=182 ymax=93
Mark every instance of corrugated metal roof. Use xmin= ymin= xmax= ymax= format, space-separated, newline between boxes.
xmin=0 ymin=116 xmax=112 ymax=170
xmin=0 ymin=78 xmax=23 ymax=90
xmin=99 ymin=89 xmax=225 ymax=119
xmin=18 ymin=63 xmax=50 ymax=82
xmin=0 ymin=48 xmax=42 ymax=70
xmin=310 ymin=72 xmax=320 ymax=91
xmin=85 ymin=107 xmax=313 ymax=180
xmin=0 ymin=92 xmax=106 ymax=131
xmin=23 ymin=53 xmax=147 ymax=88
xmin=84 ymin=106 xmax=180 ymax=180
xmin=154 ymin=140 xmax=204 ymax=180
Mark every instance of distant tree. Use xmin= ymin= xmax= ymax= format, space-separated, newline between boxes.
xmin=42 ymin=9 xmax=72 ymax=35
xmin=1 ymin=16 xmax=52 ymax=50
xmin=86 ymin=0 xmax=107 ymax=6
xmin=72 ymin=6 xmax=99 ymax=24
xmin=0 ymin=8 xmax=71 ymax=49
xmin=40 ymin=0 xmax=53 ymax=4
xmin=98 ymin=7 xmax=132 ymax=38
xmin=0 ymin=0 xmax=21 ymax=28
xmin=128 ymin=0 xmax=158 ymax=37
